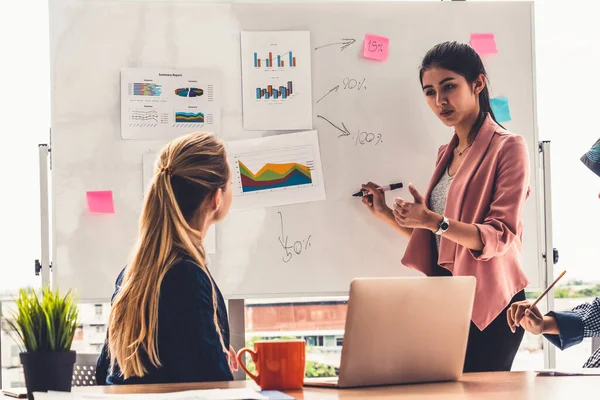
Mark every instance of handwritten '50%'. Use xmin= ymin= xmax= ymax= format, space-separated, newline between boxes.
xmin=277 ymin=212 xmax=312 ymax=263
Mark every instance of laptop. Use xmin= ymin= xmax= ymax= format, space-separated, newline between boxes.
xmin=304 ymin=276 xmax=476 ymax=388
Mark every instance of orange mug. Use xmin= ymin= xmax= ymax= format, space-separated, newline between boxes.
xmin=237 ymin=339 xmax=306 ymax=390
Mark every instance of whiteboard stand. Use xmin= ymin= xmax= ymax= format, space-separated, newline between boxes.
xmin=0 ymin=144 xmax=51 ymax=388
xmin=540 ymin=141 xmax=557 ymax=369
xmin=0 ymin=302 xmax=2 ymax=389
xmin=228 ymin=299 xmax=246 ymax=380
xmin=38 ymin=143 xmax=51 ymax=288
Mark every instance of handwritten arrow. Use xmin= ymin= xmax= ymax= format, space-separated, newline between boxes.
xmin=317 ymin=115 xmax=351 ymax=138
xmin=314 ymin=38 xmax=356 ymax=52
xmin=316 ymin=85 xmax=340 ymax=104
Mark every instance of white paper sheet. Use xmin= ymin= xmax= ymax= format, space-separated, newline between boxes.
xmin=240 ymin=31 xmax=313 ymax=131
xmin=227 ymin=130 xmax=326 ymax=210
xmin=121 ymin=68 xmax=221 ymax=140
xmin=536 ymin=369 xmax=600 ymax=376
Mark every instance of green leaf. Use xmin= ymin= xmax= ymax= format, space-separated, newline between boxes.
xmin=1 ymin=287 xmax=80 ymax=353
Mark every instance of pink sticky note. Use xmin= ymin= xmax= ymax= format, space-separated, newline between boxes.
xmin=470 ymin=33 xmax=498 ymax=56
xmin=86 ymin=191 xmax=115 ymax=214
xmin=363 ymin=34 xmax=389 ymax=61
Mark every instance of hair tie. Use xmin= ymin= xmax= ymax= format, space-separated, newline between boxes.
xmin=160 ymin=166 xmax=173 ymax=176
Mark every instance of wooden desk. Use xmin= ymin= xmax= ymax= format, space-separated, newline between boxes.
xmin=71 ymin=372 xmax=600 ymax=399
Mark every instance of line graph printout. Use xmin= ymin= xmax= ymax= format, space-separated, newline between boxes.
xmin=227 ymin=130 xmax=326 ymax=210
xmin=121 ymin=68 xmax=221 ymax=140
xmin=241 ymin=31 xmax=312 ymax=130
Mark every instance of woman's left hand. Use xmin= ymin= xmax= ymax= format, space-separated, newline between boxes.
xmin=227 ymin=345 xmax=239 ymax=372
xmin=393 ymin=184 xmax=440 ymax=231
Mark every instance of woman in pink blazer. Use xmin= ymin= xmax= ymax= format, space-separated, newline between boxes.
xmin=362 ymin=42 xmax=530 ymax=372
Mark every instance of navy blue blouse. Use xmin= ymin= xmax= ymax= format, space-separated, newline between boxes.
xmin=96 ymin=259 xmax=233 ymax=384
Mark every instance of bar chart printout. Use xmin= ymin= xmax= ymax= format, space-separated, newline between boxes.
xmin=241 ymin=31 xmax=312 ymax=130
xmin=253 ymin=51 xmax=297 ymax=68
xmin=255 ymin=81 xmax=294 ymax=100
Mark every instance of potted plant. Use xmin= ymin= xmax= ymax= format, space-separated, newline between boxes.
xmin=4 ymin=287 xmax=79 ymax=400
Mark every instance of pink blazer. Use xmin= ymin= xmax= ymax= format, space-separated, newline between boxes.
xmin=402 ymin=115 xmax=530 ymax=330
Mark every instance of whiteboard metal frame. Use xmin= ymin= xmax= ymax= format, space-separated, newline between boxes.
xmin=0 ymin=302 xmax=2 ymax=389
xmin=540 ymin=141 xmax=557 ymax=369
xmin=48 ymin=0 xmax=543 ymax=300
xmin=228 ymin=299 xmax=246 ymax=380
xmin=530 ymin=0 xmax=546 ymax=293
xmin=39 ymin=144 xmax=51 ymax=288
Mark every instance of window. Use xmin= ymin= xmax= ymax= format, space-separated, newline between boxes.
xmin=244 ymin=297 xmax=347 ymax=378
xmin=324 ymin=335 xmax=336 ymax=347
xmin=532 ymin=0 xmax=600 ymax=370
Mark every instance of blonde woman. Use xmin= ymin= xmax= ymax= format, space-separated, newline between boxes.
xmin=95 ymin=132 xmax=237 ymax=384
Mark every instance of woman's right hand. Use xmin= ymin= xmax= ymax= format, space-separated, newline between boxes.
xmin=361 ymin=182 xmax=393 ymax=221
xmin=507 ymin=300 xmax=545 ymax=335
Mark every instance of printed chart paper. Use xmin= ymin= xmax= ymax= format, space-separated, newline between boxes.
xmin=142 ymin=152 xmax=216 ymax=254
xmin=121 ymin=68 xmax=221 ymax=140
xmin=241 ymin=31 xmax=313 ymax=130
xmin=227 ymin=130 xmax=326 ymax=210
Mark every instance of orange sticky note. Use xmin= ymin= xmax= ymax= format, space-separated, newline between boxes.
xmin=86 ymin=191 xmax=115 ymax=214
xmin=363 ymin=34 xmax=389 ymax=61
xmin=470 ymin=33 xmax=498 ymax=56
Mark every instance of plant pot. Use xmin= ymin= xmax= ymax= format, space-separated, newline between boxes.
xmin=20 ymin=351 xmax=76 ymax=400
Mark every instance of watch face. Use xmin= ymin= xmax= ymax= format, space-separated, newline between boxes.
xmin=441 ymin=222 xmax=449 ymax=231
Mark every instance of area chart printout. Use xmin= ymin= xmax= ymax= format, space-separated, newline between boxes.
xmin=227 ymin=130 xmax=326 ymax=210
xmin=121 ymin=68 xmax=221 ymax=140
xmin=141 ymin=152 xmax=216 ymax=253
xmin=240 ymin=31 xmax=313 ymax=130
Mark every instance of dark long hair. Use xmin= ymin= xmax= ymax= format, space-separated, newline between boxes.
xmin=419 ymin=41 xmax=503 ymax=143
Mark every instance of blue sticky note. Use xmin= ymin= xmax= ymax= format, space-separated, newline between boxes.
xmin=490 ymin=97 xmax=512 ymax=123
xmin=260 ymin=391 xmax=295 ymax=400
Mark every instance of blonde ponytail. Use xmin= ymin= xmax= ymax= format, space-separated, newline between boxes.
xmin=107 ymin=132 xmax=229 ymax=378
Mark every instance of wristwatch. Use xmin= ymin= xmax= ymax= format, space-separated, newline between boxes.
xmin=434 ymin=216 xmax=450 ymax=236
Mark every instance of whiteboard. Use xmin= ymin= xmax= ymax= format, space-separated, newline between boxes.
xmin=48 ymin=0 xmax=543 ymax=301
